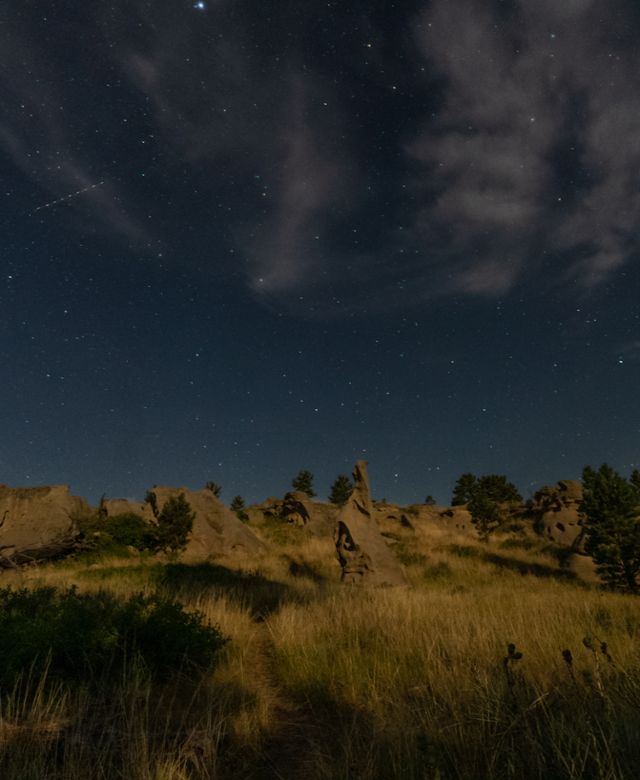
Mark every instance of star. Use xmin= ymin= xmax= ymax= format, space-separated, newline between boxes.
xmin=193 ymin=1 xmax=206 ymax=9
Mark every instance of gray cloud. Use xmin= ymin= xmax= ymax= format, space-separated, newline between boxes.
xmin=4 ymin=0 xmax=639 ymax=315
xmin=244 ymin=78 xmax=351 ymax=295
xmin=406 ymin=0 xmax=640 ymax=298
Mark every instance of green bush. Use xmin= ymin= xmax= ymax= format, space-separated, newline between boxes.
xmin=0 ymin=587 xmax=227 ymax=687
xmin=75 ymin=511 xmax=158 ymax=557
xmin=106 ymin=512 xmax=157 ymax=549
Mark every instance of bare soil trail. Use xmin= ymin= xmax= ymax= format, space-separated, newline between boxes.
xmin=248 ymin=624 xmax=323 ymax=780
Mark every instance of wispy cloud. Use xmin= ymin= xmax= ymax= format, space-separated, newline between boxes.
xmin=244 ymin=78 xmax=350 ymax=295
xmin=406 ymin=0 xmax=640 ymax=298
xmin=0 ymin=17 xmax=149 ymax=244
xmin=3 ymin=0 xmax=639 ymax=315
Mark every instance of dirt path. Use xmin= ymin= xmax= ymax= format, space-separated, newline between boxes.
xmin=249 ymin=625 xmax=322 ymax=780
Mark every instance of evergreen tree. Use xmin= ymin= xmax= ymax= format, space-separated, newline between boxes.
xmin=425 ymin=495 xmax=436 ymax=506
xmin=230 ymin=495 xmax=248 ymax=522
xmin=452 ymin=473 xmax=521 ymax=507
xmin=478 ymin=474 xmax=522 ymax=504
xmin=580 ymin=464 xmax=640 ymax=592
xmin=292 ymin=469 xmax=316 ymax=497
xmin=451 ymin=473 xmax=477 ymax=505
xmin=468 ymin=493 xmax=504 ymax=541
xmin=156 ymin=493 xmax=195 ymax=554
xmin=452 ymin=473 xmax=522 ymax=540
xmin=329 ymin=475 xmax=353 ymax=505
xmin=145 ymin=490 xmax=160 ymax=519
xmin=205 ymin=481 xmax=222 ymax=498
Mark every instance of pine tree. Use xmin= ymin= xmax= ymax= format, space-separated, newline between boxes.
xmin=329 ymin=475 xmax=353 ymax=505
xmin=205 ymin=481 xmax=222 ymax=498
xmin=581 ymin=464 xmax=640 ymax=592
xmin=451 ymin=473 xmax=521 ymax=507
xmin=156 ymin=493 xmax=195 ymax=554
xmin=230 ymin=495 xmax=248 ymax=522
xmin=451 ymin=473 xmax=477 ymax=505
xmin=291 ymin=470 xmax=316 ymax=498
xmin=452 ymin=473 xmax=522 ymax=540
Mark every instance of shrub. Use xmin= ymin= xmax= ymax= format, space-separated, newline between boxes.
xmin=75 ymin=511 xmax=156 ymax=556
xmin=0 ymin=586 xmax=227 ymax=686
xmin=106 ymin=512 xmax=157 ymax=549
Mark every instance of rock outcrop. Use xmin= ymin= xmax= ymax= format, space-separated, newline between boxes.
xmin=530 ymin=480 xmax=584 ymax=547
xmin=247 ymin=494 xmax=337 ymax=536
xmin=0 ymin=484 xmax=88 ymax=558
xmin=105 ymin=487 xmax=264 ymax=563
xmin=373 ymin=501 xmax=475 ymax=538
xmin=334 ymin=462 xmax=407 ymax=586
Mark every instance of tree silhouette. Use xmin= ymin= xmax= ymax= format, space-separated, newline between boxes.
xmin=581 ymin=464 xmax=640 ymax=592
xmin=329 ymin=475 xmax=353 ymax=505
xmin=292 ymin=470 xmax=316 ymax=498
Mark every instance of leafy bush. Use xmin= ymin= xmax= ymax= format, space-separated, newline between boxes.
xmin=0 ymin=586 xmax=227 ymax=687
xmin=106 ymin=512 xmax=157 ymax=549
xmin=76 ymin=511 xmax=158 ymax=556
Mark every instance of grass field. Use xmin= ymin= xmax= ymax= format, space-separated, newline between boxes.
xmin=1 ymin=525 xmax=639 ymax=779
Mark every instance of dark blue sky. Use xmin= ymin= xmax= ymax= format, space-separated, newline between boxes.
xmin=1 ymin=0 xmax=639 ymax=504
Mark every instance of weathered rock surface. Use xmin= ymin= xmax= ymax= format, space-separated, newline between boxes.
xmin=334 ymin=462 xmax=407 ymax=586
xmin=247 ymin=493 xmax=337 ymax=536
xmin=105 ymin=487 xmax=264 ymax=563
xmin=566 ymin=551 xmax=599 ymax=583
xmin=373 ymin=502 xmax=475 ymax=538
xmin=0 ymin=484 xmax=88 ymax=556
xmin=530 ymin=480 xmax=584 ymax=547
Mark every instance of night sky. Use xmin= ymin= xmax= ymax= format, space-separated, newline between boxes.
xmin=1 ymin=0 xmax=639 ymax=506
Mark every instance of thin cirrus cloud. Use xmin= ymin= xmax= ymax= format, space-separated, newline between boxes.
xmin=0 ymin=18 xmax=149 ymax=245
xmin=3 ymin=0 xmax=639 ymax=314
xmin=239 ymin=0 xmax=640 ymax=310
xmin=406 ymin=0 xmax=640 ymax=299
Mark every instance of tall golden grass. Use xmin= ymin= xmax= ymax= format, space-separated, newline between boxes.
xmin=1 ymin=527 xmax=639 ymax=778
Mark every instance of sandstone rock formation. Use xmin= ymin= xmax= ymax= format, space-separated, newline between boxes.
xmin=282 ymin=491 xmax=313 ymax=526
xmin=373 ymin=501 xmax=475 ymax=538
xmin=105 ymin=487 xmax=264 ymax=563
xmin=530 ymin=480 xmax=584 ymax=547
xmin=334 ymin=462 xmax=406 ymax=586
xmin=0 ymin=485 xmax=88 ymax=563
xmin=247 ymin=493 xmax=337 ymax=536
